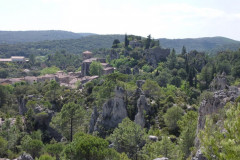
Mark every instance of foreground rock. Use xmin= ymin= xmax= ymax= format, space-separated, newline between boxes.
xmin=193 ymin=74 xmax=240 ymax=159
xmin=192 ymin=149 xmax=207 ymax=160
xmin=17 ymin=153 xmax=34 ymax=160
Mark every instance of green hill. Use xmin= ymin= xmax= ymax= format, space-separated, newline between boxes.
xmin=0 ymin=33 xmax=240 ymax=58
xmin=0 ymin=30 xmax=95 ymax=44
xmin=0 ymin=34 xmax=125 ymax=57
xmin=159 ymin=37 xmax=240 ymax=54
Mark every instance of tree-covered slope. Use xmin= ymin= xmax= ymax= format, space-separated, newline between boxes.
xmin=0 ymin=34 xmax=240 ymax=58
xmin=159 ymin=37 xmax=240 ymax=54
xmin=0 ymin=34 xmax=125 ymax=57
xmin=0 ymin=30 xmax=95 ymax=44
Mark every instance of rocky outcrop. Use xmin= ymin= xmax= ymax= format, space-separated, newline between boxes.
xmin=196 ymin=86 xmax=239 ymax=136
xmin=134 ymin=95 xmax=150 ymax=128
xmin=136 ymin=80 xmax=145 ymax=88
xmin=34 ymin=105 xmax=62 ymax=141
xmin=110 ymin=49 xmax=120 ymax=60
xmin=17 ymin=153 xmax=34 ymax=160
xmin=89 ymin=107 xmax=99 ymax=133
xmin=148 ymin=135 xmax=158 ymax=142
xmin=18 ymin=97 xmax=28 ymax=115
xmin=192 ymin=72 xmax=240 ymax=160
xmin=192 ymin=149 xmax=207 ymax=160
xmin=153 ymin=157 xmax=168 ymax=160
xmin=209 ymin=72 xmax=229 ymax=91
xmin=145 ymin=47 xmax=170 ymax=67
xmin=133 ymin=66 xmax=139 ymax=75
xmin=89 ymin=87 xmax=127 ymax=136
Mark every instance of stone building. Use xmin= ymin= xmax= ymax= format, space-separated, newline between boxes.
xmin=129 ymin=40 xmax=143 ymax=48
xmin=0 ymin=56 xmax=28 ymax=62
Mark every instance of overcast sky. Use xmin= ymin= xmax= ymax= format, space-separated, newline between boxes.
xmin=0 ymin=0 xmax=240 ymax=40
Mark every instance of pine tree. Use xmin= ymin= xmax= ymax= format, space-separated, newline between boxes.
xmin=124 ymin=34 xmax=129 ymax=47
xmin=181 ymin=46 xmax=187 ymax=56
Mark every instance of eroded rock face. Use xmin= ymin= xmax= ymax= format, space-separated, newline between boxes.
xmin=194 ymin=85 xmax=240 ymax=152
xmin=34 ymin=105 xmax=62 ymax=141
xmin=89 ymin=87 xmax=127 ymax=136
xmin=145 ymin=47 xmax=170 ymax=67
xmin=18 ymin=97 xmax=27 ymax=115
xmin=192 ymin=149 xmax=207 ymax=160
xmin=17 ymin=153 xmax=34 ymax=160
xmin=134 ymin=95 xmax=150 ymax=128
xmin=153 ymin=157 xmax=168 ymax=160
xmin=197 ymin=86 xmax=239 ymax=135
xmin=209 ymin=72 xmax=229 ymax=91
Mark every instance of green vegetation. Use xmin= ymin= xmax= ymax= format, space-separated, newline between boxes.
xmin=89 ymin=61 xmax=103 ymax=76
xmin=40 ymin=66 xmax=60 ymax=75
xmin=200 ymin=101 xmax=240 ymax=160
xmin=0 ymin=33 xmax=240 ymax=160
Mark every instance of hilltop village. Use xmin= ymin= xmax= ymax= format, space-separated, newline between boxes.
xmin=0 ymin=51 xmax=114 ymax=88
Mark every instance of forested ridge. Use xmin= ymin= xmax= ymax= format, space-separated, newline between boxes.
xmin=0 ymin=34 xmax=240 ymax=160
xmin=0 ymin=31 xmax=240 ymax=58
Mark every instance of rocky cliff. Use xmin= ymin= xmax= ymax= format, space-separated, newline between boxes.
xmin=193 ymin=74 xmax=240 ymax=159
xmin=89 ymin=86 xmax=128 ymax=136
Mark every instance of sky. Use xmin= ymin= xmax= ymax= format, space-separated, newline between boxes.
xmin=0 ymin=0 xmax=240 ymax=40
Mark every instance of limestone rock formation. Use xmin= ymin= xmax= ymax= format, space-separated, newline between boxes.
xmin=34 ymin=105 xmax=62 ymax=141
xmin=196 ymin=86 xmax=239 ymax=136
xmin=89 ymin=87 xmax=127 ymax=136
xmin=89 ymin=107 xmax=99 ymax=133
xmin=136 ymin=80 xmax=145 ymax=88
xmin=134 ymin=95 xmax=150 ymax=128
xmin=145 ymin=47 xmax=170 ymax=67
xmin=17 ymin=153 xmax=34 ymax=160
xmin=153 ymin=157 xmax=168 ymax=160
xmin=192 ymin=149 xmax=207 ymax=160
xmin=18 ymin=97 xmax=28 ymax=115
xmin=133 ymin=66 xmax=139 ymax=75
xmin=209 ymin=72 xmax=229 ymax=91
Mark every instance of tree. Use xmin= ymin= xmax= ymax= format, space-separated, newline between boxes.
xmin=0 ymin=69 xmax=8 ymax=78
xmin=142 ymin=79 xmax=161 ymax=98
xmin=177 ymin=111 xmax=198 ymax=159
xmin=200 ymin=102 xmax=240 ymax=160
xmin=112 ymin=39 xmax=120 ymax=48
xmin=109 ymin=118 xmax=146 ymax=159
xmin=51 ymin=102 xmax=85 ymax=142
xmin=39 ymin=154 xmax=56 ymax=160
xmin=124 ymin=34 xmax=129 ymax=47
xmin=232 ymin=62 xmax=240 ymax=78
xmin=21 ymin=135 xmax=44 ymax=158
xmin=139 ymin=136 xmax=179 ymax=160
xmin=45 ymin=139 xmax=64 ymax=160
xmin=181 ymin=46 xmax=187 ymax=56
xmin=145 ymin=34 xmax=151 ymax=49
xmin=166 ymin=49 xmax=177 ymax=70
xmin=29 ymin=53 xmax=36 ymax=65
xmin=0 ymin=136 xmax=8 ymax=157
xmin=0 ymin=85 xmax=8 ymax=108
xmin=163 ymin=106 xmax=184 ymax=134
xmin=89 ymin=61 xmax=103 ymax=76
xmin=64 ymin=132 xmax=121 ymax=160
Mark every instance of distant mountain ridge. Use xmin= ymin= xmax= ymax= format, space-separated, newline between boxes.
xmin=0 ymin=30 xmax=95 ymax=44
xmin=159 ymin=37 xmax=240 ymax=54
xmin=0 ymin=30 xmax=240 ymax=57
